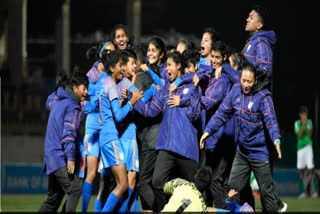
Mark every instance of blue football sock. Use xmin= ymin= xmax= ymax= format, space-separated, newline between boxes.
xmin=128 ymin=191 xmax=141 ymax=212
xmin=94 ymin=199 xmax=102 ymax=212
xmin=128 ymin=190 xmax=140 ymax=212
xmin=81 ymin=181 xmax=92 ymax=213
xmin=132 ymin=197 xmax=141 ymax=212
xmin=226 ymin=198 xmax=242 ymax=212
xmin=102 ymin=192 xmax=120 ymax=212
xmin=119 ymin=187 xmax=133 ymax=212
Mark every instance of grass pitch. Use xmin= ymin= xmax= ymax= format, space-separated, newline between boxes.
xmin=1 ymin=194 xmax=320 ymax=212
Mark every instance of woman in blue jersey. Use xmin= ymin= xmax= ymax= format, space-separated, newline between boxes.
xmin=113 ymin=49 xmax=158 ymax=212
xmin=92 ymin=48 xmax=156 ymax=212
xmin=199 ymin=62 xmax=287 ymax=212
xmin=117 ymin=49 xmax=141 ymax=212
xmin=80 ymin=41 xmax=115 ymax=212
xmin=99 ymin=50 xmax=143 ymax=212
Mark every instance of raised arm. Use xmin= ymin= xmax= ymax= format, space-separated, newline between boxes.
xmin=140 ymin=64 xmax=165 ymax=87
xmin=110 ymin=99 xmax=133 ymax=122
xmin=103 ymin=82 xmax=143 ymax=123
xmin=82 ymin=88 xmax=100 ymax=114
xmin=173 ymin=64 xmax=213 ymax=88
xmin=128 ymin=83 xmax=158 ymax=103
xmin=133 ymin=86 xmax=165 ymax=118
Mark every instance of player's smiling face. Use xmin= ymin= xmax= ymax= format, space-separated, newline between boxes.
xmin=111 ymin=59 xmax=124 ymax=83
xmin=210 ymin=50 xmax=225 ymax=69
xmin=122 ymin=57 xmax=137 ymax=79
xmin=114 ymin=28 xmax=128 ymax=50
xmin=147 ymin=43 xmax=163 ymax=66
xmin=73 ymin=84 xmax=88 ymax=102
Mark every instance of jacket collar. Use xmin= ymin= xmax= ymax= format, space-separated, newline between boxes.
xmin=65 ymin=86 xmax=81 ymax=104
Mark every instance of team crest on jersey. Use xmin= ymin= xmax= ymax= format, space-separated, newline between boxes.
xmin=183 ymin=88 xmax=189 ymax=94
xmin=247 ymin=44 xmax=251 ymax=52
xmin=236 ymin=98 xmax=240 ymax=103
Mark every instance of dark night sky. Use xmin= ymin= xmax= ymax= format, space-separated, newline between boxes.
xmin=26 ymin=0 xmax=318 ymax=144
